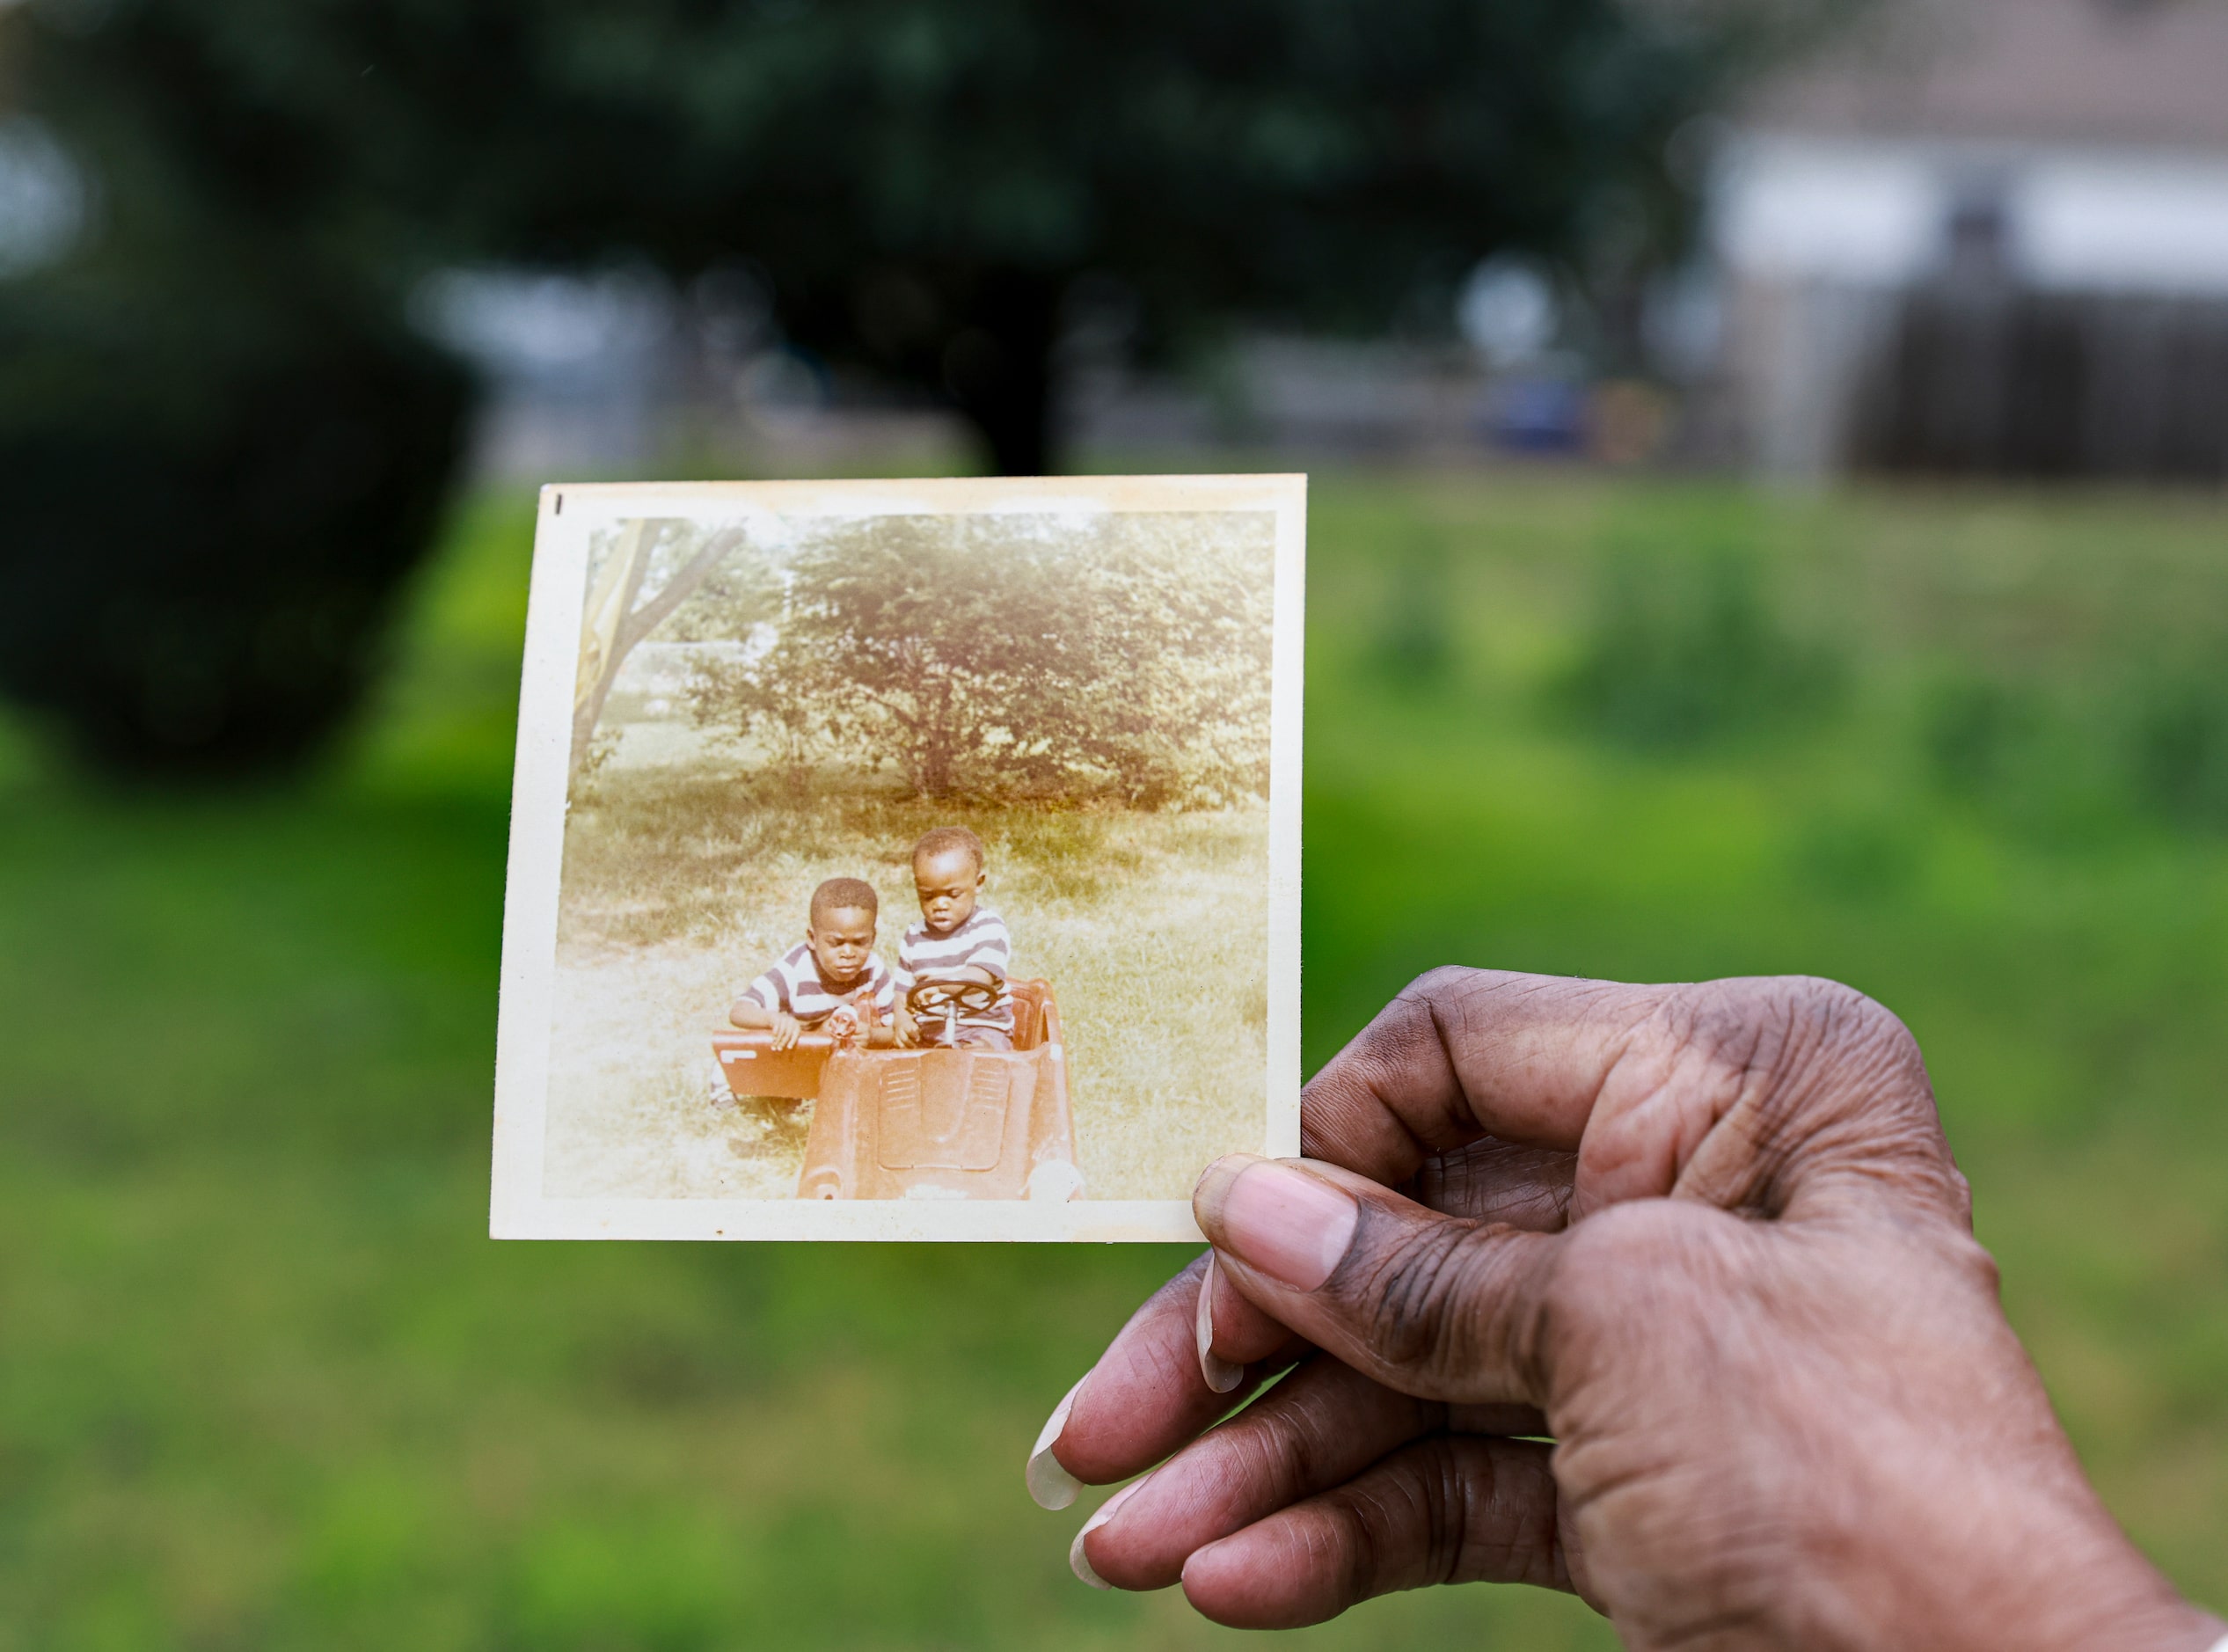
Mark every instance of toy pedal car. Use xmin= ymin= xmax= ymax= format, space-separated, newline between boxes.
xmin=709 ymin=978 xmax=1085 ymax=1202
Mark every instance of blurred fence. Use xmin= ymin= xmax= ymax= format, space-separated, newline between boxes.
xmin=1854 ymin=286 xmax=2228 ymax=483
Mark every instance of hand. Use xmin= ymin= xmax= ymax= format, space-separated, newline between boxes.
xmin=894 ymin=1005 xmax=918 ymax=1049
xmin=769 ymin=1010 xmax=802 ymax=1051
xmin=1028 ymin=969 xmax=2224 ymax=1651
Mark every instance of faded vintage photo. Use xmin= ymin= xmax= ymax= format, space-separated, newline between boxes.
xmin=492 ymin=476 xmax=1304 ymax=1241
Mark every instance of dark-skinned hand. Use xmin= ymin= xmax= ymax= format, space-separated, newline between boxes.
xmin=1026 ymin=969 xmax=2225 ymax=1652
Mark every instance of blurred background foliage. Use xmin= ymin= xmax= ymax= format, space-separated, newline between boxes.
xmin=4 ymin=469 xmax=2225 ymax=1649
xmin=0 ymin=0 xmax=1841 ymax=778
xmin=11 ymin=0 xmax=1815 ymax=470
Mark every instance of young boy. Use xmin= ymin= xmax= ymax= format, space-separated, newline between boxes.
xmin=730 ymin=877 xmax=898 ymax=1049
xmin=893 ymin=826 xmax=1015 ymax=1050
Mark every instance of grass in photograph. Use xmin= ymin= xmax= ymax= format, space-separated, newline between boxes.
xmin=1 ymin=471 xmax=2224 ymax=1650
xmin=545 ymin=751 xmax=1269 ymax=1201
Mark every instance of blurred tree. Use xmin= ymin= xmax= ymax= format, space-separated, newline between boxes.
xmin=1 ymin=0 xmax=1841 ymax=777
xmin=0 ymin=253 xmax=471 ymax=776
xmin=8 ymin=0 xmax=1835 ymax=478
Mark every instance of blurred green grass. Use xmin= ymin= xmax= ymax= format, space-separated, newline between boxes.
xmin=3 ymin=471 xmax=2224 ymax=1649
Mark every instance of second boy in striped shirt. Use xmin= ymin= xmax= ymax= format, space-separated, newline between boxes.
xmin=894 ymin=826 xmax=1016 ymax=1049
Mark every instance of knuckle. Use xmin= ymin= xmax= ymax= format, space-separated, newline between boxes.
xmin=1368 ymin=968 xmax=1484 ymax=1064
xmin=1940 ymin=1227 xmax=2003 ymax=1297
xmin=1656 ymin=975 xmax=1874 ymax=1078
xmin=1348 ymin=1215 xmax=1472 ymax=1370
xmin=1326 ymin=1436 xmax=1466 ymax=1598
xmin=1397 ymin=964 xmax=1487 ymax=1007
xmin=1650 ymin=976 xmax=1940 ymax=1144
xmin=1304 ymin=969 xmax=1486 ymax=1155
xmin=1306 ymin=966 xmax=1475 ymax=1088
xmin=1345 ymin=1213 xmax=1545 ymax=1389
xmin=1408 ymin=1434 xmax=1471 ymax=1585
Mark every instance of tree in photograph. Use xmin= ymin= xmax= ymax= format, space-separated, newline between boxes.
xmin=570 ymin=520 xmax=745 ymax=782
xmin=688 ymin=515 xmax=1273 ymax=805
xmin=9 ymin=0 xmax=1853 ymax=477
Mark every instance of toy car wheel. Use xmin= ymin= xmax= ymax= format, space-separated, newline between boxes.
xmin=1026 ymin=1160 xmax=1085 ymax=1202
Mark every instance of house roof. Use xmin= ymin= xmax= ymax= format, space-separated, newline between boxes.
xmin=1747 ymin=0 xmax=2228 ymax=152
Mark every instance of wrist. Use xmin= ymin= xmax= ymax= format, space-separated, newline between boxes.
xmin=1873 ymin=1503 xmax=2214 ymax=1652
xmin=1795 ymin=1420 xmax=2210 ymax=1652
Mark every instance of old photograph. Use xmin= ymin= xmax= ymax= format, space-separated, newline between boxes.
xmin=491 ymin=475 xmax=1304 ymax=1240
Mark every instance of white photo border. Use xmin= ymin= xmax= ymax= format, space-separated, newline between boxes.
xmin=490 ymin=473 xmax=1305 ymax=1242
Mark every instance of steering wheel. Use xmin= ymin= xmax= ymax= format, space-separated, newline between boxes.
xmin=907 ymin=978 xmax=1000 ymax=1045
xmin=907 ymin=978 xmax=1001 ymax=1020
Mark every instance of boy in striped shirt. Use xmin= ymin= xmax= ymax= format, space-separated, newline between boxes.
xmin=893 ymin=826 xmax=1016 ymax=1050
xmin=730 ymin=877 xmax=898 ymax=1049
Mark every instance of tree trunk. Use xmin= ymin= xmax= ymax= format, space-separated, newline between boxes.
xmin=571 ymin=520 xmax=654 ymax=779
xmin=567 ymin=523 xmax=743 ymax=785
xmin=946 ymin=270 xmax=1063 ymax=476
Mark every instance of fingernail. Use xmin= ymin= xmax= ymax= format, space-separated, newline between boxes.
xmin=1070 ymin=1473 xmax=1151 ymax=1590
xmin=1198 ymin=1157 xmax=1357 ymax=1292
xmin=1195 ymin=1254 xmax=1244 ymax=1394
xmin=1026 ymin=1377 xmax=1085 ymax=1510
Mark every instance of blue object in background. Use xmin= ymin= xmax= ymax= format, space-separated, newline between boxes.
xmin=1478 ymin=373 xmax=1589 ymax=454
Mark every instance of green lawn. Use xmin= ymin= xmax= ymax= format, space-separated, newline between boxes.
xmin=3 ymin=469 xmax=2224 ymax=1649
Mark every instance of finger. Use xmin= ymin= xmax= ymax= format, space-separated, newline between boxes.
xmin=1198 ymin=1156 xmax=1562 ymax=1407
xmin=1307 ymin=971 xmax=1958 ymax=1226
xmin=1414 ymin=1137 xmax=1576 ymax=1229
xmin=1301 ymin=968 xmax=1669 ymax=1187
xmin=1197 ymin=1252 xmax=1300 ymax=1393
xmin=1084 ymin=1357 xmax=1433 ymax=1589
xmin=1028 ymin=1254 xmax=1303 ymax=1505
xmin=1077 ymin=1354 xmax=1548 ymax=1590
xmin=1179 ymin=1435 xmax=1576 ymax=1629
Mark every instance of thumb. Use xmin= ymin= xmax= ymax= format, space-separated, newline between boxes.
xmin=1194 ymin=1155 xmax=1561 ymax=1408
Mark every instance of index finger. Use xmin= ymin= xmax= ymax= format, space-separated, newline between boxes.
xmin=1303 ymin=969 xmax=1669 ymax=1187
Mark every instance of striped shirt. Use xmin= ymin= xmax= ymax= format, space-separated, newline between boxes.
xmin=896 ymin=906 xmax=1014 ymax=1033
xmin=741 ymin=942 xmax=897 ymax=1029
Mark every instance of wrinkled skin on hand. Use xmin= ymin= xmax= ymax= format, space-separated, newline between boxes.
xmin=1034 ymin=970 xmax=2224 ymax=1652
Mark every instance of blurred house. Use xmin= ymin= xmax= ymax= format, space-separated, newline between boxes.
xmin=1713 ymin=0 xmax=2228 ymax=481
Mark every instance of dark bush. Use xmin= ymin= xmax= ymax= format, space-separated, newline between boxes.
xmin=0 ymin=261 xmax=471 ymax=778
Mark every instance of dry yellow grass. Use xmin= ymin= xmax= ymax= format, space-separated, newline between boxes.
xmin=544 ymin=720 xmax=1270 ymax=1202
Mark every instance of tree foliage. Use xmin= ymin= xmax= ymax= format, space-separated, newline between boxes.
xmin=8 ymin=0 xmax=1844 ymax=474
xmin=687 ymin=513 xmax=1274 ymax=806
